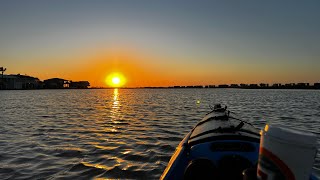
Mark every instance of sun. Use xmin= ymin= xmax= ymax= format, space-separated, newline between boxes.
xmin=106 ymin=73 xmax=126 ymax=87
xmin=112 ymin=77 xmax=120 ymax=85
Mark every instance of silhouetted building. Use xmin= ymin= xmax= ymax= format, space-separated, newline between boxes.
xmin=296 ymin=83 xmax=309 ymax=89
xmin=69 ymin=81 xmax=90 ymax=89
xmin=240 ymin=84 xmax=248 ymax=88
xmin=249 ymin=84 xmax=258 ymax=88
xmin=314 ymin=83 xmax=320 ymax=89
xmin=0 ymin=74 xmax=40 ymax=89
xmin=272 ymin=83 xmax=281 ymax=88
xmin=230 ymin=84 xmax=239 ymax=88
xmin=259 ymin=83 xmax=269 ymax=88
xmin=44 ymin=78 xmax=69 ymax=89
xmin=218 ymin=84 xmax=229 ymax=88
xmin=284 ymin=83 xmax=295 ymax=88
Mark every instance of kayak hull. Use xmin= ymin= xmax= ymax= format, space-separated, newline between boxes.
xmin=160 ymin=106 xmax=319 ymax=179
xmin=161 ymin=107 xmax=261 ymax=180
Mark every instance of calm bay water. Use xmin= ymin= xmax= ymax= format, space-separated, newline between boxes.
xmin=0 ymin=89 xmax=319 ymax=179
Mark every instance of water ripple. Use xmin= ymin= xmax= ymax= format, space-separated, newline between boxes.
xmin=0 ymin=89 xmax=319 ymax=179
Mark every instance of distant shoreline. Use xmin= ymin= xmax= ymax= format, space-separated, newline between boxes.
xmin=91 ymin=83 xmax=320 ymax=90
xmin=1 ymin=72 xmax=319 ymax=90
xmin=1 ymin=86 xmax=319 ymax=90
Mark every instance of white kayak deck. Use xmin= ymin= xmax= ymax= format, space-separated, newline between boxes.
xmin=188 ymin=111 xmax=260 ymax=145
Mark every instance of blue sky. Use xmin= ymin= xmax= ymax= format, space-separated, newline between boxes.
xmin=0 ymin=0 xmax=319 ymax=86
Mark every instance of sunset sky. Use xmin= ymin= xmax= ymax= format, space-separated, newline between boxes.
xmin=1 ymin=1 xmax=319 ymax=87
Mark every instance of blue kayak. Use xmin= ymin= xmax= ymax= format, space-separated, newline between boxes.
xmin=160 ymin=104 xmax=318 ymax=180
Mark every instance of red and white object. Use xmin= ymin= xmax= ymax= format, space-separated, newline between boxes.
xmin=257 ymin=124 xmax=317 ymax=180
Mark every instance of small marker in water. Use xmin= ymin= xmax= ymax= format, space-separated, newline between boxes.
xmin=196 ymin=100 xmax=201 ymax=104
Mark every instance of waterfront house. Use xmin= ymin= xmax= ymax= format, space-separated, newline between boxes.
xmin=230 ymin=84 xmax=239 ymax=88
xmin=218 ymin=84 xmax=229 ymax=88
xmin=44 ymin=78 xmax=69 ymax=89
xmin=272 ymin=83 xmax=281 ymax=88
xmin=240 ymin=84 xmax=248 ymax=88
xmin=259 ymin=83 xmax=269 ymax=88
xmin=249 ymin=84 xmax=259 ymax=88
xmin=0 ymin=74 xmax=40 ymax=90
xmin=69 ymin=81 xmax=90 ymax=89
xmin=296 ymin=83 xmax=309 ymax=89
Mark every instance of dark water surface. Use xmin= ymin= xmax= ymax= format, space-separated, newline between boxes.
xmin=0 ymin=89 xmax=319 ymax=179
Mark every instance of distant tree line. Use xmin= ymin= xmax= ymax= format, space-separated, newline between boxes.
xmin=142 ymin=83 xmax=320 ymax=89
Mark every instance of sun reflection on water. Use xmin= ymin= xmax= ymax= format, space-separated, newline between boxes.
xmin=111 ymin=88 xmax=123 ymax=124
xmin=113 ymin=88 xmax=119 ymax=108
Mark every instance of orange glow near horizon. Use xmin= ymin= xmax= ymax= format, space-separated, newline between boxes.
xmin=68 ymin=47 xmax=177 ymax=87
xmin=7 ymin=46 xmax=318 ymax=88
